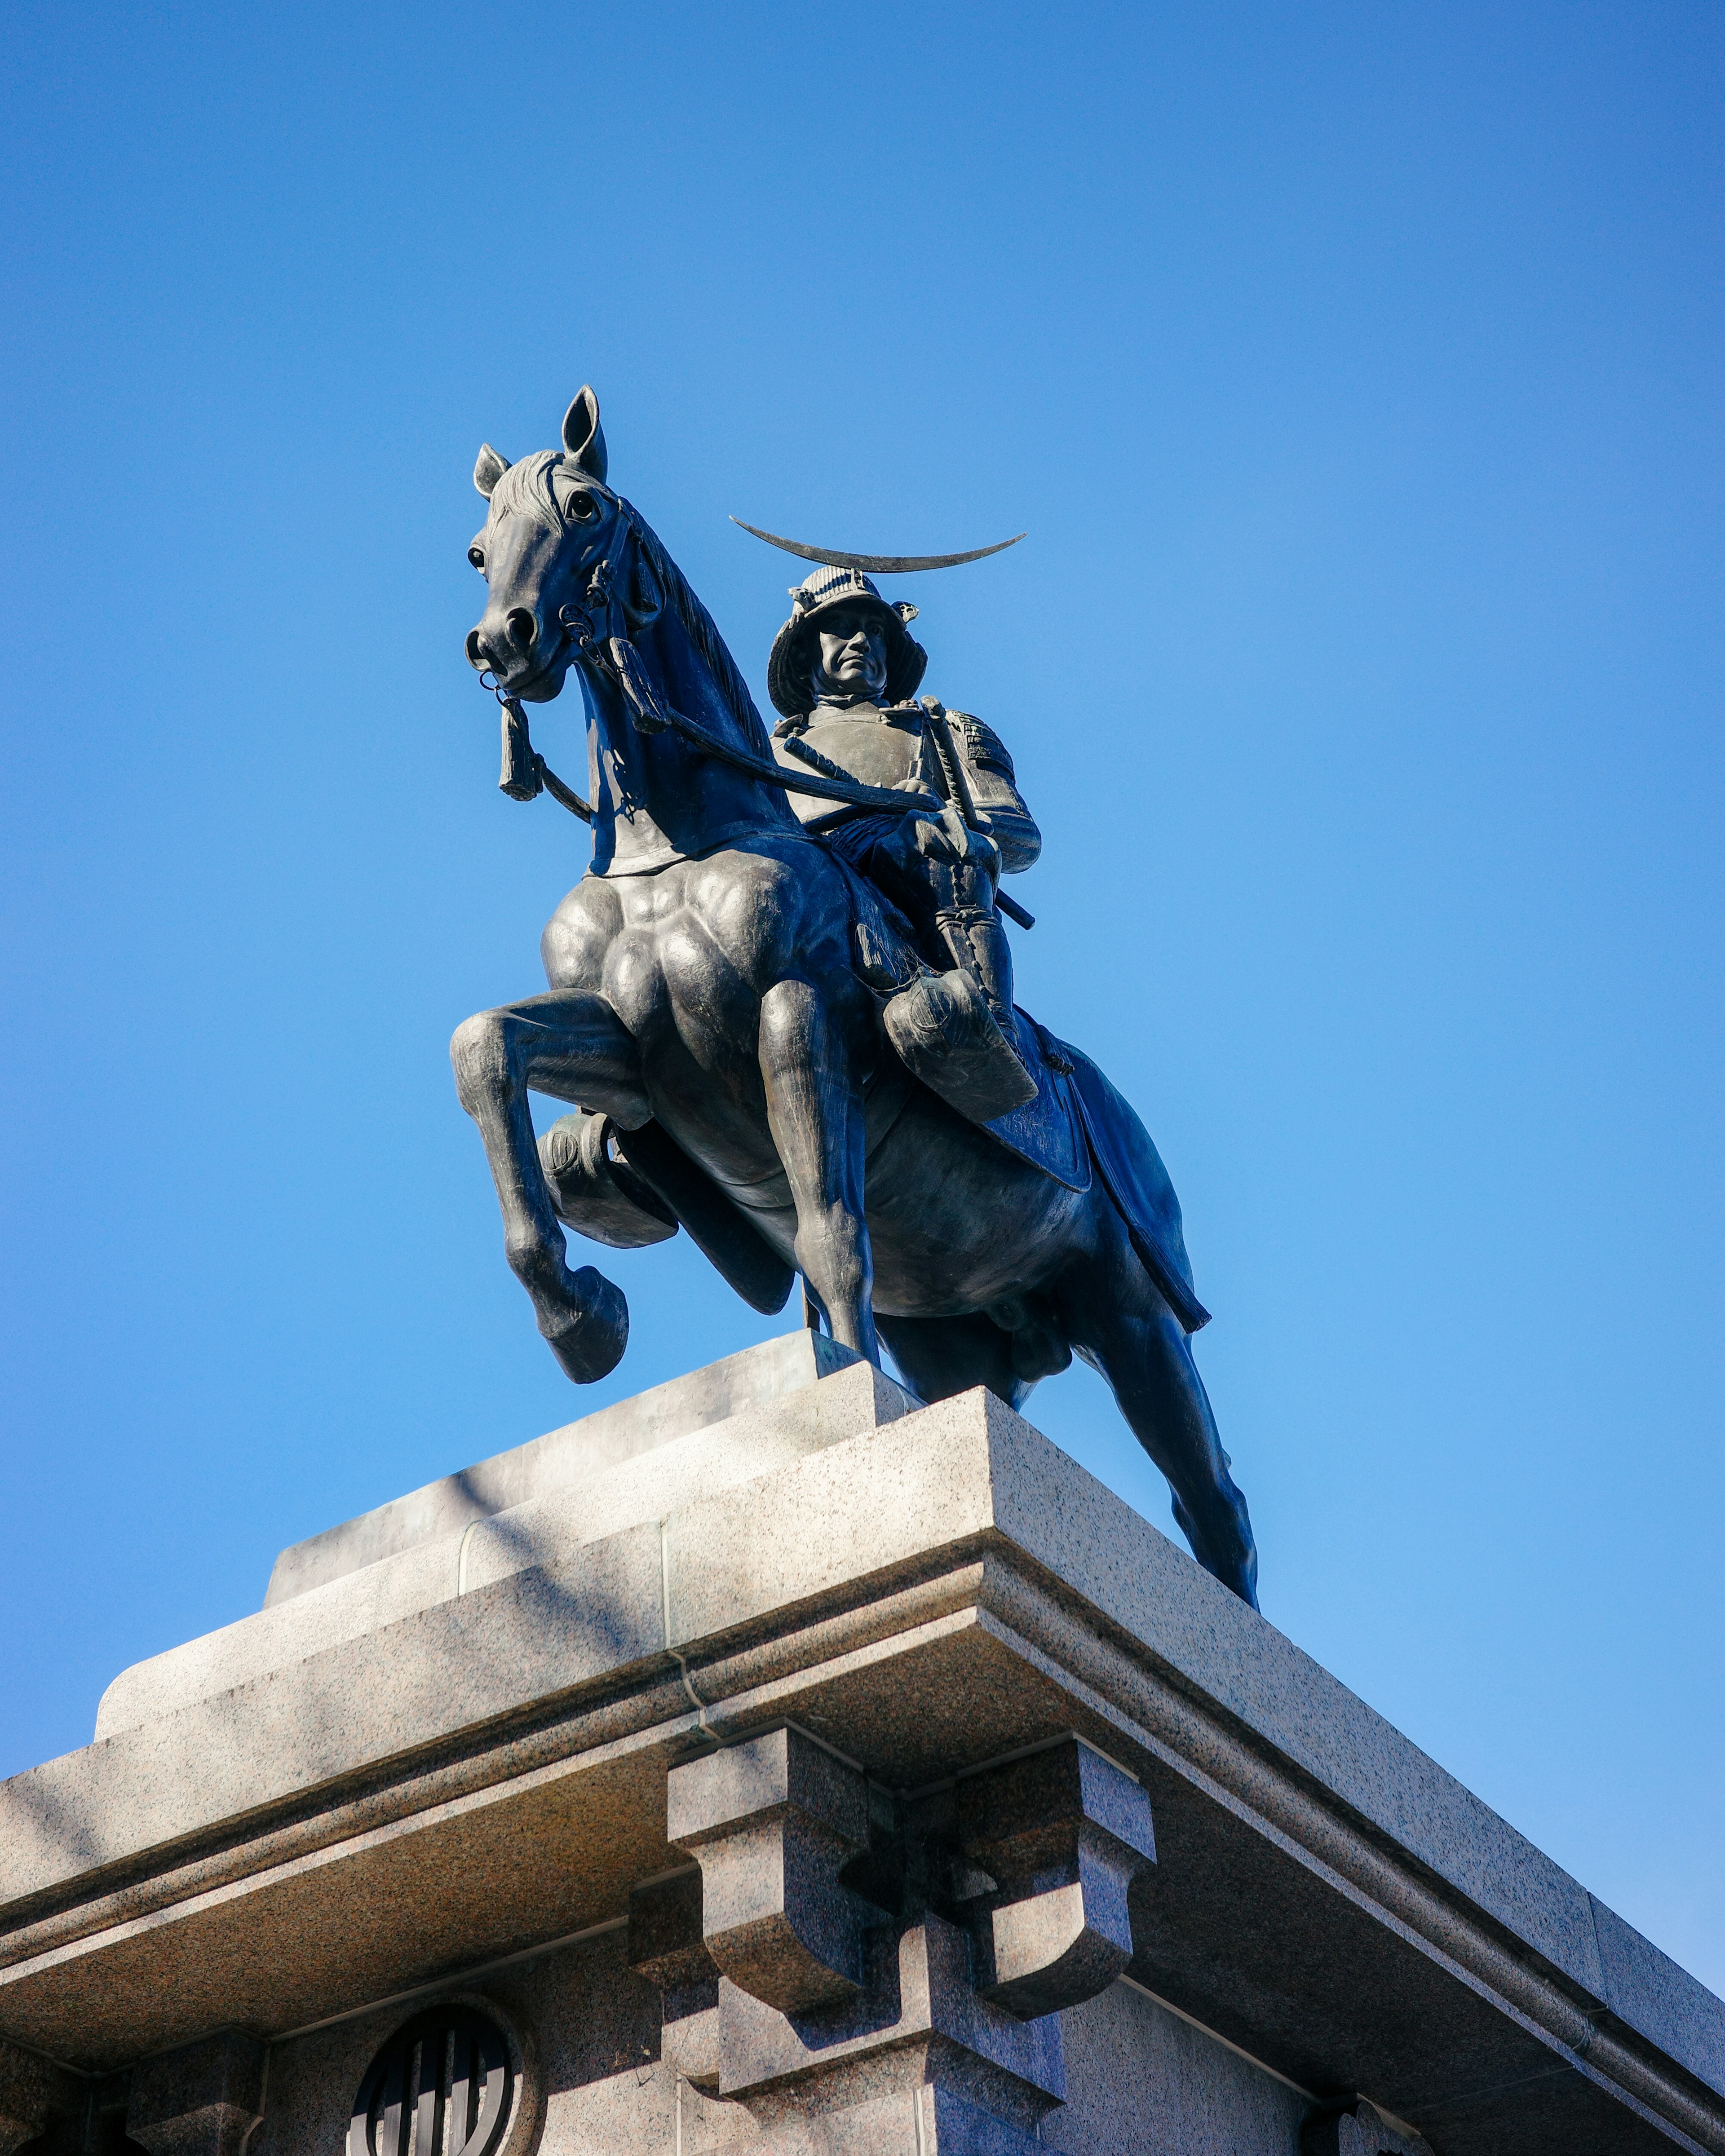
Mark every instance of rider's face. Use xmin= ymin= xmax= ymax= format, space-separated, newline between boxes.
xmin=815 ymin=609 xmax=890 ymax=702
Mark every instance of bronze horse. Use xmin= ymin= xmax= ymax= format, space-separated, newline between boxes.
xmin=455 ymin=389 xmax=1259 ymax=1605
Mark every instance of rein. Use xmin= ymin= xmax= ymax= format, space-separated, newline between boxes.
xmin=482 ymin=500 xmax=1034 ymax=928
xmin=486 ymin=499 xmax=949 ymax=827
xmin=599 ymin=632 xmax=947 ymax=819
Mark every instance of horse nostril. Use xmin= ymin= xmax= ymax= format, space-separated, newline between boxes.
xmin=465 ymin=628 xmax=486 ymax=670
xmin=505 ymin=608 xmax=538 ymax=651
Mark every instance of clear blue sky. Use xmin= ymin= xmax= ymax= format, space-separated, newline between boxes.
xmin=3 ymin=4 xmax=1720 ymax=1992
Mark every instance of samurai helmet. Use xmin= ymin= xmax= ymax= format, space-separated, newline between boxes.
xmin=767 ymin=565 xmax=927 ymax=718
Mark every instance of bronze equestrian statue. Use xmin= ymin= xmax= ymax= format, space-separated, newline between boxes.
xmin=454 ymin=388 xmax=1260 ymax=1607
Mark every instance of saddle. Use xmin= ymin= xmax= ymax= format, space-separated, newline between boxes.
xmin=838 ymin=857 xmax=1211 ymax=1333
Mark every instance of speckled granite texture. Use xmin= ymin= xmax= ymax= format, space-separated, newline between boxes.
xmin=0 ymin=1336 xmax=1719 ymax=2155
xmin=264 ymin=1330 xmax=876 ymax=1606
xmin=249 ymin=1930 xmax=1314 ymax=2156
xmin=96 ymin=1343 xmax=913 ymax=1740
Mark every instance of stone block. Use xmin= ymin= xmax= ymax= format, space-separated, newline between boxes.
xmin=714 ymin=1914 xmax=1064 ymax=2112
xmin=669 ymin=1728 xmax=870 ymax=2014
xmin=97 ymin=1343 xmax=913 ymax=1740
xmin=627 ymin=1868 xmax=716 ymax=1994
xmin=628 ymin=1868 xmax=721 ymax=2090
xmin=1591 ymin=1891 xmax=1725 ymax=2103
xmin=263 ymin=1331 xmax=880 ymax=1604
xmin=729 ymin=2077 xmax=1045 ymax=2156
xmin=1045 ymin=1977 xmax=1309 ymax=2153
xmin=126 ymin=2031 xmax=264 ymax=2156
xmin=0 ymin=2039 xmax=83 ymax=2156
xmin=951 ymin=1737 xmax=1155 ymax=2020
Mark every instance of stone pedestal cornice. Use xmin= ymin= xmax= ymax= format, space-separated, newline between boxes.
xmin=0 ymin=1345 xmax=1714 ymax=2154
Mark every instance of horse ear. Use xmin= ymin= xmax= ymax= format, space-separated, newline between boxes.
xmin=474 ymin=444 xmax=510 ymax=498
xmin=561 ymin=387 xmax=608 ymax=482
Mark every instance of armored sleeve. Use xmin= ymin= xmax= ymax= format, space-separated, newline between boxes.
xmin=945 ymin=710 xmax=1042 ymax=874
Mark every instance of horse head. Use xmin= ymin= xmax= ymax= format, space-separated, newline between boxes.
xmin=464 ymin=387 xmax=660 ymax=704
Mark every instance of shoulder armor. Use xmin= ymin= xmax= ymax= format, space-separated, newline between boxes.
xmin=946 ymin=710 xmax=1016 ymax=779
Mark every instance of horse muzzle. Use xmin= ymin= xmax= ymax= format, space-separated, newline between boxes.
xmin=466 ymin=605 xmax=572 ymax=701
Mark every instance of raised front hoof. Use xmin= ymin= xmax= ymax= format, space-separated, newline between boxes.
xmin=541 ymin=1266 xmax=629 ymax=1383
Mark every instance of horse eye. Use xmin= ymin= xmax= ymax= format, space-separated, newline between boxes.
xmin=468 ymin=547 xmax=485 ymax=570
xmin=568 ymin=494 xmax=597 ymax=522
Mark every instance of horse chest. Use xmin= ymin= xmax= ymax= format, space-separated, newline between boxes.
xmin=597 ymin=904 xmax=760 ymax=1068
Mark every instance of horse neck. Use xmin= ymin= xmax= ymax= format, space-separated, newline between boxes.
xmin=579 ymin=543 xmax=799 ymax=878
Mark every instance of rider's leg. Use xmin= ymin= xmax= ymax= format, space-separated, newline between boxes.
xmin=942 ymin=885 xmax=1017 ymax=1030
xmin=862 ymin=829 xmax=1002 ymax=998
xmin=867 ymin=839 xmax=1023 ymax=1043
xmin=1057 ymin=1200 xmax=1260 ymax=1608
xmin=450 ymin=989 xmax=648 ymax=1383
xmin=757 ymin=977 xmax=878 ymax=1364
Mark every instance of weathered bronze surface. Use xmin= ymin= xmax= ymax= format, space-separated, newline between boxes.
xmin=730 ymin=515 xmax=1027 ymax=573
xmin=456 ymin=389 xmax=1258 ymax=1605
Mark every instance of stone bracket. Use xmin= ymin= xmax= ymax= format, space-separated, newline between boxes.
xmin=0 ymin=2040 xmax=84 ymax=2156
xmin=627 ymin=1868 xmax=721 ymax=2090
xmin=713 ymin=1912 xmax=1064 ymax=2121
xmin=950 ymin=1736 xmax=1155 ymax=2020
xmin=667 ymin=1726 xmax=870 ymax=2015
xmin=645 ymin=1727 xmax=1155 ymax=2153
xmin=125 ymin=2032 xmax=265 ymax=2156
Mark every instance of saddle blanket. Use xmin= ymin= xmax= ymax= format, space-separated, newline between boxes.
xmin=985 ymin=1016 xmax=1212 ymax=1333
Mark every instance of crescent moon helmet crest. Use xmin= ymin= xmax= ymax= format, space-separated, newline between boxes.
xmin=731 ymin=518 xmax=1026 ymax=575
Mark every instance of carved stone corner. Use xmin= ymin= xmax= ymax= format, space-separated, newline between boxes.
xmin=655 ymin=1733 xmax=1086 ymax=2154
xmin=627 ymin=1867 xmax=721 ymax=2091
xmin=953 ymin=1736 xmax=1155 ymax=2021
xmin=125 ymin=2032 xmax=265 ymax=2156
xmin=712 ymin=1915 xmax=1064 ymax=2153
xmin=667 ymin=1726 xmax=870 ymax=2015
xmin=740 ymin=2046 xmax=1051 ymax=2156
xmin=1300 ymin=2098 xmax=1433 ymax=2156
xmin=0 ymin=2040 xmax=83 ymax=2156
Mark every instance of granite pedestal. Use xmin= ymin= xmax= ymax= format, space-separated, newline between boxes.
xmin=1 ymin=1334 xmax=1719 ymax=2154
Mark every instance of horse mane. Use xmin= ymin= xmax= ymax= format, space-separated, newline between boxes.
xmin=623 ymin=503 xmax=775 ymax=758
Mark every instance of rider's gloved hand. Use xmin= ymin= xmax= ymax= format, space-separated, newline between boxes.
xmin=885 ymin=800 xmax=1001 ymax=880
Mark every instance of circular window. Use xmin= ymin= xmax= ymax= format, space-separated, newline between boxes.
xmin=348 ymin=2006 xmax=513 ymax=2156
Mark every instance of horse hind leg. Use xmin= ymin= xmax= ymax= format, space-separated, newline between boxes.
xmin=450 ymin=988 xmax=647 ymax=1383
xmin=876 ymin=1311 xmax=1029 ymax=1410
xmin=876 ymin=1295 xmax=1072 ymax=1411
xmin=1059 ymin=1203 xmax=1260 ymax=1609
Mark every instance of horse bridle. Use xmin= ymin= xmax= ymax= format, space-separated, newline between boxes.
xmin=479 ymin=493 xmax=952 ymax=830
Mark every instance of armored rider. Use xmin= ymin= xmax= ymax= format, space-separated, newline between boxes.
xmin=766 ymin=564 xmax=1039 ymax=1050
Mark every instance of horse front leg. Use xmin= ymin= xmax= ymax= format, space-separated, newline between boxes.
xmin=758 ymin=979 xmax=877 ymax=1364
xmin=450 ymin=988 xmax=648 ymax=1382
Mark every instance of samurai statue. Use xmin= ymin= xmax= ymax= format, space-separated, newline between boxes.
xmin=766 ymin=564 xmax=1038 ymax=1096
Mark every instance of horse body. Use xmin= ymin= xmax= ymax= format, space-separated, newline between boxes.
xmin=455 ymin=391 xmax=1259 ymax=1604
xmin=539 ymin=831 xmax=1091 ymax=1306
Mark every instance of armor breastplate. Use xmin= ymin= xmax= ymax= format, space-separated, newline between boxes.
xmin=773 ymin=707 xmax=935 ymax=825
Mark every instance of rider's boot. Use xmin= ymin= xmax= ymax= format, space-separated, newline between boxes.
xmin=946 ymin=904 xmax=1018 ymax=1038
xmin=875 ymin=847 xmax=1038 ymax=1123
xmin=935 ymin=857 xmax=1028 ymax=1059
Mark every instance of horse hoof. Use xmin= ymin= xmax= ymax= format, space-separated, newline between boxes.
xmin=542 ymin=1266 xmax=629 ymax=1383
